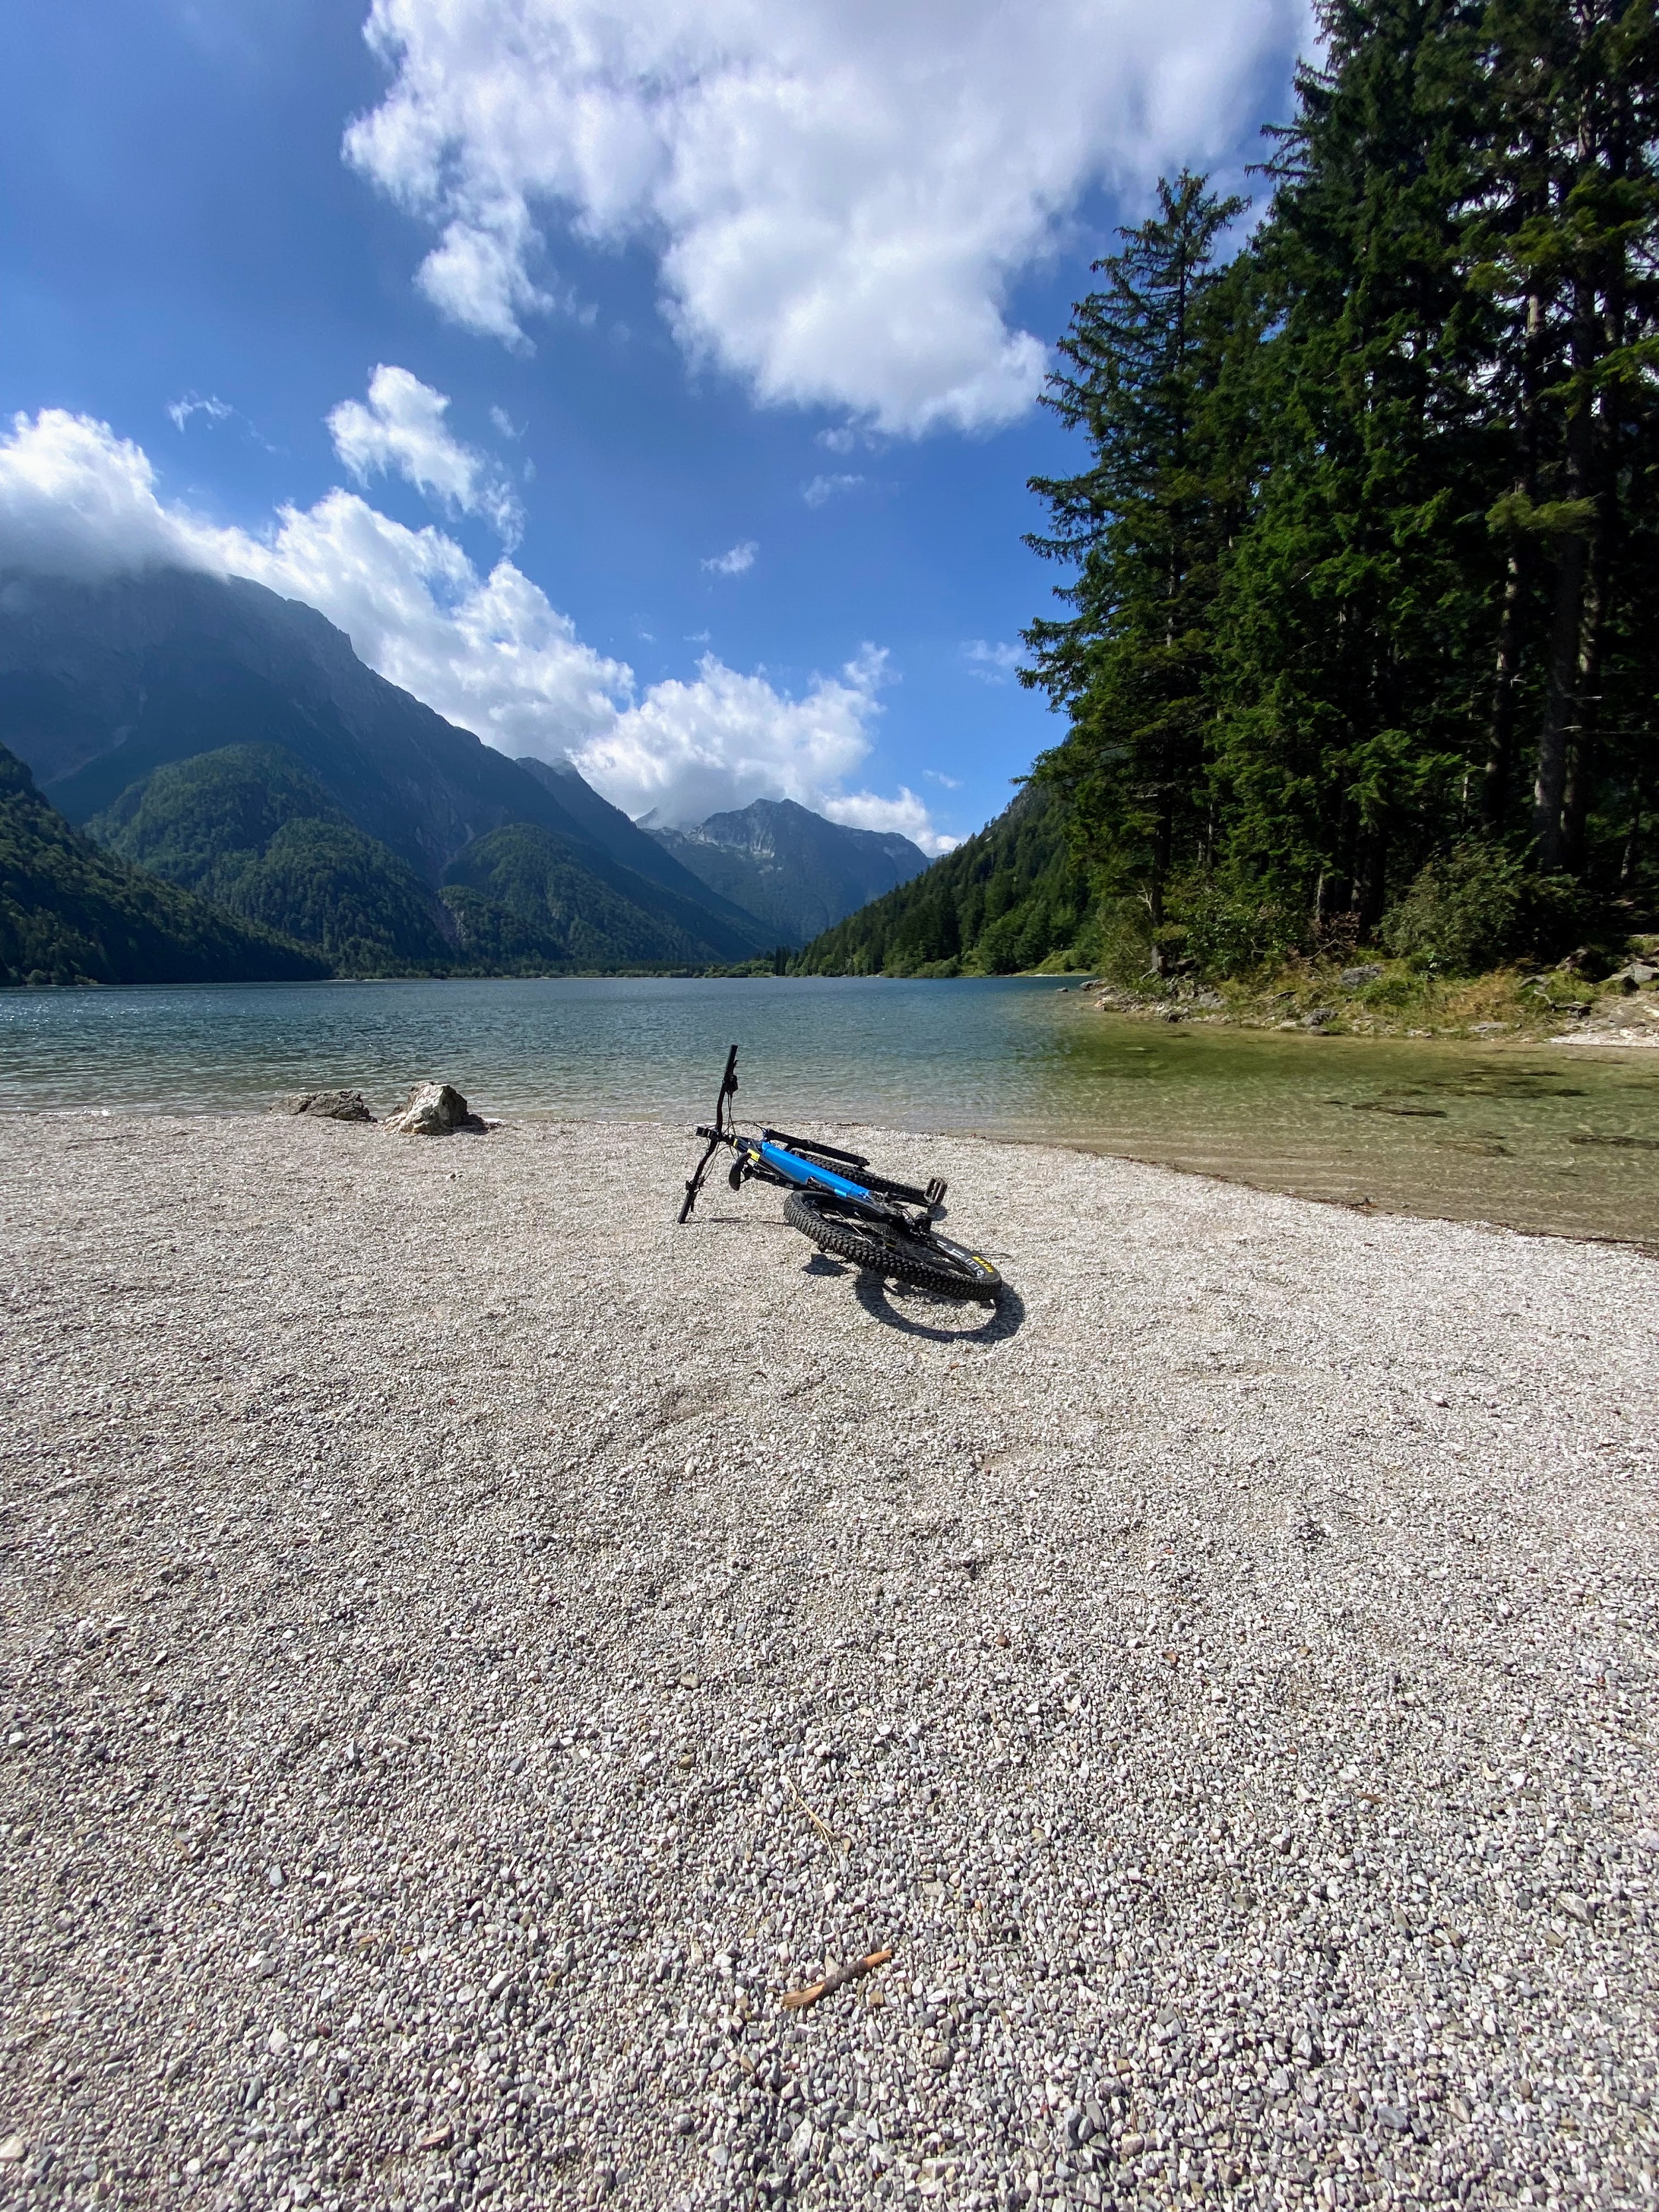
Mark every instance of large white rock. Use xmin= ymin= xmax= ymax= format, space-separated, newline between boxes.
xmin=383 ymin=1081 xmax=486 ymax=1136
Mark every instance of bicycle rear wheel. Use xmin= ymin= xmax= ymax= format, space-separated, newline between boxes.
xmin=783 ymin=1191 xmax=1001 ymax=1301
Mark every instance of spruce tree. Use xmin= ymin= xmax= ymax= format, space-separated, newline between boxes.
xmin=1477 ymin=0 xmax=1659 ymax=872
xmin=1212 ymin=0 xmax=1500 ymax=938
xmin=1005 ymin=0 xmax=1659 ymax=978
xmin=1021 ymin=172 xmax=1250 ymax=970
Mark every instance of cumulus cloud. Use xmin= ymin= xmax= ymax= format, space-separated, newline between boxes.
xmin=701 ymin=540 xmax=756 ymax=577
xmin=0 ymin=409 xmax=213 ymax=581
xmin=344 ymin=0 xmax=1304 ymax=434
xmin=820 ymin=788 xmax=956 ymax=852
xmin=0 ymin=407 xmax=947 ymax=844
xmin=963 ymin=638 xmax=1023 ymax=683
xmin=327 ymin=364 xmax=522 ymax=542
xmin=573 ymin=643 xmax=944 ymax=851
xmin=802 ymin=473 xmax=863 ymax=508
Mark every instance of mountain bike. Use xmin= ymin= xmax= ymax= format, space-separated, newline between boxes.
xmin=677 ymin=1046 xmax=1003 ymax=1301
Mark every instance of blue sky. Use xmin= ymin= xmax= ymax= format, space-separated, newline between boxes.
xmin=0 ymin=0 xmax=1307 ymax=850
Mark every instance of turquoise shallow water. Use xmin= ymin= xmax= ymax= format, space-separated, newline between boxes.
xmin=2 ymin=974 xmax=1656 ymax=1246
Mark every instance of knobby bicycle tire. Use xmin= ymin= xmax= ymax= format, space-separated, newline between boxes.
xmin=783 ymin=1190 xmax=1001 ymax=1302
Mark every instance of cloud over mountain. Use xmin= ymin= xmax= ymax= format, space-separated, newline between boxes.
xmin=344 ymin=0 xmax=1305 ymax=434
xmin=573 ymin=644 xmax=943 ymax=849
xmin=0 ymin=407 xmax=950 ymax=848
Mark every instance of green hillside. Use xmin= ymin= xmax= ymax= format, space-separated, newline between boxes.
xmin=792 ymin=786 xmax=1092 ymax=976
xmin=441 ymin=823 xmax=740 ymax=972
xmin=0 ymin=741 xmax=327 ymax=988
xmin=89 ymin=745 xmax=459 ymax=974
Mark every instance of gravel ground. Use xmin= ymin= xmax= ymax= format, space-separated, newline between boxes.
xmin=2 ymin=1110 xmax=1656 ymax=2212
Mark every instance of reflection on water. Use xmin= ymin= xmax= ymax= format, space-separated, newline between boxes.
xmin=1050 ymin=1017 xmax=1658 ymax=1248
xmin=2 ymin=975 xmax=1655 ymax=1248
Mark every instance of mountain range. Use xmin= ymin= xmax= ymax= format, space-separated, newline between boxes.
xmin=0 ymin=565 xmax=926 ymax=978
xmin=649 ymin=797 xmax=926 ymax=944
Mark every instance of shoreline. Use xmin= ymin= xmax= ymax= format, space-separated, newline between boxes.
xmin=4 ymin=1114 xmax=1656 ymax=2207
xmin=9 ymin=960 xmax=1659 ymax=1053
xmin=9 ymin=1096 xmax=1659 ymax=1264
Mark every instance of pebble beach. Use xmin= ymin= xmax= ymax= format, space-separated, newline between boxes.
xmin=2 ymin=1110 xmax=1656 ymax=2211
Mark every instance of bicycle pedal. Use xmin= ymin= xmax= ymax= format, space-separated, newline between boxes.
xmin=925 ymin=1178 xmax=948 ymax=1208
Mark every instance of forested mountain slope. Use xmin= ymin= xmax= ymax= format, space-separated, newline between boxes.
xmin=441 ymin=824 xmax=747 ymax=972
xmin=0 ymin=741 xmax=326 ymax=987
xmin=0 ymin=565 xmax=772 ymax=967
xmin=793 ymin=786 xmax=1091 ymax=975
xmin=512 ymin=755 xmax=772 ymax=941
xmin=88 ymin=745 xmax=458 ymax=975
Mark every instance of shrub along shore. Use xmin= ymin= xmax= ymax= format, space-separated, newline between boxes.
xmin=1044 ymin=950 xmax=1659 ymax=1046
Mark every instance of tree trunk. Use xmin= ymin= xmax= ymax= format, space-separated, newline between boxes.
xmin=1485 ymin=179 xmax=1548 ymax=832
xmin=1482 ymin=546 xmax=1527 ymax=828
xmin=1534 ymin=526 xmax=1586 ymax=870
xmin=1620 ymin=773 xmax=1644 ymax=890
xmin=1145 ymin=790 xmax=1173 ymax=975
xmin=1354 ymin=826 xmax=1389 ymax=938
xmin=1534 ymin=100 xmax=1602 ymax=871
xmin=1561 ymin=531 xmax=1607 ymax=875
xmin=1563 ymin=224 xmax=1626 ymax=874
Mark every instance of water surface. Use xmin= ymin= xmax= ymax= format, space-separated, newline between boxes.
xmin=3 ymin=976 xmax=1654 ymax=1248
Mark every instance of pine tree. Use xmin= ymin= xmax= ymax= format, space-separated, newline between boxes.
xmin=1003 ymin=0 xmax=1659 ymax=980
xmin=1476 ymin=0 xmax=1659 ymax=871
xmin=1212 ymin=0 xmax=1501 ymax=938
xmin=1021 ymin=172 xmax=1250 ymax=970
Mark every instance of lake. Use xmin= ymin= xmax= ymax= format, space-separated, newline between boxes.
xmin=3 ymin=974 xmax=1656 ymax=1248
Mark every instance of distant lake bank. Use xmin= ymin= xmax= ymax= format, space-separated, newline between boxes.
xmin=4 ymin=974 xmax=1655 ymax=1249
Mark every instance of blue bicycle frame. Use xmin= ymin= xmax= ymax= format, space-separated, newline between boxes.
xmin=677 ymin=1045 xmax=944 ymax=1228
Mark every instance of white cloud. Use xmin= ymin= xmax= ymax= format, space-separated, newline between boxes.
xmin=417 ymin=212 xmax=551 ymax=346
xmin=963 ymin=638 xmax=1023 ymax=683
xmin=821 ymin=789 xmax=956 ymax=853
xmin=345 ymin=0 xmax=1305 ymax=434
xmin=0 ymin=407 xmax=948 ymax=846
xmin=573 ymin=643 xmax=946 ymax=852
xmin=922 ymin=768 xmax=962 ymax=788
xmin=701 ymin=539 xmax=756 ymax=577
xmin=327 ymin=364 xmax=522 ymax=542
xmin=802 ymin=473 xmax=863 ymax=508
xmin=167 ymin=394 xmax=234 ymax=432
xmin=0 ymin=410 xmax=211 ymax=581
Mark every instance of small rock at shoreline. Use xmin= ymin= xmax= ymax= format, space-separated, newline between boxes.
xmin=269 ymin=1089 xmax=375 ymax=1122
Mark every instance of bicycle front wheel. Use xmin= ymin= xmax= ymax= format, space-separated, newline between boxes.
xmin=783 ymin=1191 xmax=1002 ymax=1302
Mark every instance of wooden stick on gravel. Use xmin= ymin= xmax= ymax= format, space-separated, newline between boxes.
xmin=780 ymin=1947 xmax=893 ymax=2012
xmin=782 ymin=1772 xmax=850 ymax=1850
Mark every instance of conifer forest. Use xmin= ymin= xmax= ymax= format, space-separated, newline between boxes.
xmin=1016 ymin=0 xmax=1658 ymax=982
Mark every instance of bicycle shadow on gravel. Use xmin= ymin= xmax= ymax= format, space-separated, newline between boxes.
xmin=833 ymin=1262 xmax=1027 ymax=1345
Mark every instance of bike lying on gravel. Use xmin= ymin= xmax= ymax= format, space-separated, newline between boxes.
xmin=678 ymin=1046 xmax=1003 ymax=1302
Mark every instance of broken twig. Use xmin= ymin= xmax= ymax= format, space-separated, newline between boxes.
xmin=781 ymin=1948 xmax=893 ymax=2012
xmin=782 ymin=1772 xmax=850 ymax=1850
